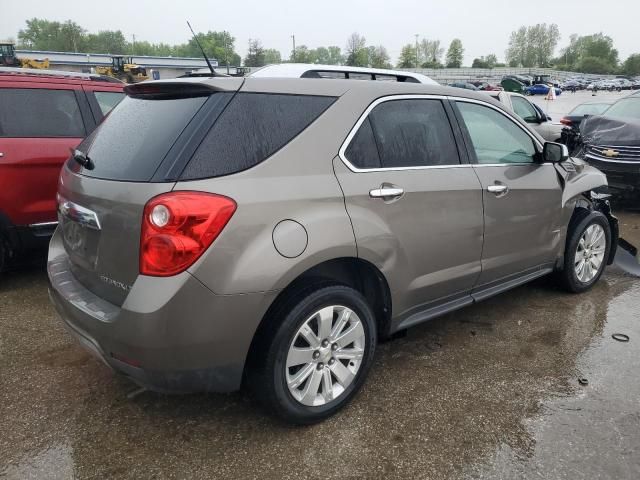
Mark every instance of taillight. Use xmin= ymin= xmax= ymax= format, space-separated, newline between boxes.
xmin=560 ymin=117 xmax=573 ymax=126
xmin=140 ymin=192 xmax=236 ymax=276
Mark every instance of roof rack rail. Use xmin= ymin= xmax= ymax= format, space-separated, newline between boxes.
xmin=0 ymin=67 xmax=124 ymax=83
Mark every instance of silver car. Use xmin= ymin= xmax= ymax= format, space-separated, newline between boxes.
xmin=48 ymin=78 xmax=618 ymax=424
xmin=486 ymin=91 xmax=564 ymax=142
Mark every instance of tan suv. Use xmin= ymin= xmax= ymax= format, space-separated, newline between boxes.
xmin=48 ymin=78 xmax=618 ymax=424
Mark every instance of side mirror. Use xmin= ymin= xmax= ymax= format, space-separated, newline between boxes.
xmin=543 ymin=142 xmax=569 ymax=163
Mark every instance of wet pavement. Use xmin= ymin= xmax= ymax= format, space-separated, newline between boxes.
xmin=1 ymin=209 xmax=639 ymax=479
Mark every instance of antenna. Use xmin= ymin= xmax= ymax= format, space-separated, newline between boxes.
xmin=187 ymin=21 xmax=215 ymax=75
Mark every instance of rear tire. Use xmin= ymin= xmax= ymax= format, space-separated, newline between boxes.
xmin=0 ymin=234 xmax=8 ymax=274
xmin=558 ymin=210 xmax=611 ymax=293
xmin=250 ymin=285 xmax=377 ymax=424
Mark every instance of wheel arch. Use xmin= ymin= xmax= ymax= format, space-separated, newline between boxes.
xmin=561 ymin=191 xmax=618 ymax=268
xmin=243 ymin=256 xmax=392 ymax=379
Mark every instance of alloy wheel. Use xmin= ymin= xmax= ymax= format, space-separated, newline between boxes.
xmin=574 ymin=224 xmax=606 ymax=283
xmin=285 ymin=305 xmax=366 ymax=407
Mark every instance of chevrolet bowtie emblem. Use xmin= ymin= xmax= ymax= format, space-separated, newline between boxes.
xmin=602 ymin=149 xmax=619 ymax=157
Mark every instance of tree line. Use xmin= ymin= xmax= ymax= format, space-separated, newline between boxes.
xmin=12 ymin=18 xmax=640 ymax=75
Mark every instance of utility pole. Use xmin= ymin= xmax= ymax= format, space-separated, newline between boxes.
xmin=225 ymin=32 xmax=230 ymax=75
xmin=415 ymin=34 xmax=419 ymax=69
xmin=291 ymin=34 xmax=296 ymax=62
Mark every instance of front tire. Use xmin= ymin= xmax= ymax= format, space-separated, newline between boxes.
xmin=558 ymin=210 xmax=611 ymax=293
xmin=251 ymin=285 xmax=377 ymax=424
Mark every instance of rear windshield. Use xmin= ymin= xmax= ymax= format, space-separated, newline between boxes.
xmin=74 ymin=94 xmax=207 ymax=181
xmin=180 ymin=92 xmax=336 ymax=180
xmin=603 ymin=98 xmax=640 ymax=121
xmin=570 ymin=103 xmax=610 ymax=116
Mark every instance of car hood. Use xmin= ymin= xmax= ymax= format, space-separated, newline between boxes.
xmin=580 ymin=115 xmax=640 ymax=147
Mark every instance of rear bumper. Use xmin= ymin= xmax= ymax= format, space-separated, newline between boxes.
xmin=47 ymin=231 xmax=277 ymax=393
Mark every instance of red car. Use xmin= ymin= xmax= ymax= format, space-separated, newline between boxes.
xmin=0 ymin=68 xmax=124 ymax=271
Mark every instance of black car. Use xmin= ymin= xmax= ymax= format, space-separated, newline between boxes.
xmin=577 ymin=96 xmax=640 ymax=199
xmin=560 ymin=101 xmax=613 ymax=153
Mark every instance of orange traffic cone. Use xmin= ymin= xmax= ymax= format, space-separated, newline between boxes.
xmin=545 ymin=84 xmax=557 ymax=101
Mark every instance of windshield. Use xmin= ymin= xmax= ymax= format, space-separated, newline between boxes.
xmin=570 ymin=103 xmax=610 ymax=116
xmin=603 ymin=98 xmax=640 ymax=121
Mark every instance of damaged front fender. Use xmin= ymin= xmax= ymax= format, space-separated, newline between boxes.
xmin=556 ymin=158 xmax=618 ymax=265
xmin=555 ymin=158 xmax=608 ymax=207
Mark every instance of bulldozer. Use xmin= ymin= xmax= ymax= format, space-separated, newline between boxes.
xmin=0 ymin=42 xmax=49 ymax=69
xmin=95 ymin=56 xmax=148 ymax=83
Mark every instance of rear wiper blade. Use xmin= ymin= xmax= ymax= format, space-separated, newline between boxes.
xmin=70 ymin=148 xmax=94 ymax=170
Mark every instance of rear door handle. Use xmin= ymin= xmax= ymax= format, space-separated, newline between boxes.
xmin=369 ymin=186 xmax=404 ymax=200
xmin=487 ymin=184 xmax=509 ymax=196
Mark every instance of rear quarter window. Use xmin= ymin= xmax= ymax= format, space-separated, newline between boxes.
xmin=0 ymin=88 xmax=85 ymax=137
xmin=180 ymin=93 xmax=336 ymax=180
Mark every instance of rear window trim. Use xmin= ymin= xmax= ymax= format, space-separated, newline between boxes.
xmin=152 ymin=91 xmax=236 ymax=182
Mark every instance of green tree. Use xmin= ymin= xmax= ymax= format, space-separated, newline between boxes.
xmin=622 ymin=54 xmax=640 ymax=76
xmin=263 ymin=48 xmax=282 ymax=64
xmin=86 ymin=30 xmax=127 ymax=54
xmin=556 ymin=33 xmax=619 ymax=73
xmin=445 ymin=39 xmax=464 ymax=67
xmin=367 ymin=46 xmax=391 ymax=69
xmin=471 ymin=54 xmax=498 ymax=69
xmin=18 ymin=18 xmax=86 ymax=52
xmin=506 ymin=24 xmax=559 ymax=67
xmin=326 ymin=46 xmax=344 ymax=65
xmin=244 ymin=39 xmax=266 ymax=67
xmin=419 ymin=39 xmax=443 ymax=67
xmin=290 ymin=45 xmax=315 ymax=63
xmin=345 ymin=32 xmax=367 ymax=66
xmin=397 ymin=44 xmax=417 ymax=68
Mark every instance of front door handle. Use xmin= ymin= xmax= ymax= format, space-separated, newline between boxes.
xmin=487 ymin=184 xmax=509 ymax=197
xmin=369 ymin=186 xmax=404 ymax=200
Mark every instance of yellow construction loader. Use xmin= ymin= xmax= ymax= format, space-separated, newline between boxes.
xmin=0 ymin=43 xmax=49 ymax=69
xmin=96 ymin=56 xmax=148 ymax=83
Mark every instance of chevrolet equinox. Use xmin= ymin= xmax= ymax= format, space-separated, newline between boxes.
xmin=48 ymin=77 xmax=618 ymax=424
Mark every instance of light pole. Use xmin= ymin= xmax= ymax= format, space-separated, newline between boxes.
xmin=415 ymin=34 xmax=419 ymax=69
xmin=291 ymin=35 xmax=296 ymax=62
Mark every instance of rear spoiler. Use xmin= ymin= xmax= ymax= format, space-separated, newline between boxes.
xmin=125 ymin=78 xmax=243 ymax=99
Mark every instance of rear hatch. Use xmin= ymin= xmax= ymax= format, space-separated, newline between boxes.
xmin=58 ymin=79 xmax=242 ymax=305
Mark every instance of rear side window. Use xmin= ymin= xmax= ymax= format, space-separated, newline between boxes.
xmin=75 ymin=94 xmax=207 ymax=181
xmin=367 ymin=99 xmax=459 ymax=168
xmin=93 ymin=91 xmax=125 ymax=115
xmin=181 ymin=93 xmax=336 ymax=180
xmin=0 ymin=88 xmax=85 ymax=137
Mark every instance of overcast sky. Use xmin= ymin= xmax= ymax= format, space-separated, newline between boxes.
xmin=2 ymin=0 xmax=638 ymax=64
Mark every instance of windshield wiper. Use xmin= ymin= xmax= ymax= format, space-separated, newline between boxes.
xmin=70 ymin=148 xmax=94 ymax=170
